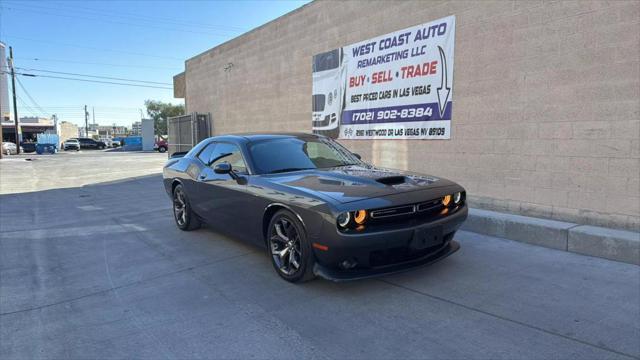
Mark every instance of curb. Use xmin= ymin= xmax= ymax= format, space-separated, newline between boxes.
xmin=461 ymin=208 xmax=640 ymax=265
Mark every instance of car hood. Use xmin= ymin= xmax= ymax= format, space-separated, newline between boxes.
xmin=264 ymin=165 xmax=458 ymax=204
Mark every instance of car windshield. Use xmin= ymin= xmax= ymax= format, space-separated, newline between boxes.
xmin=249 ymin=137 xmax=361 ymax=174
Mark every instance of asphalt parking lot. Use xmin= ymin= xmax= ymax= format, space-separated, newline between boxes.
xmin=1 ymin=152 xmax=639 ymax=359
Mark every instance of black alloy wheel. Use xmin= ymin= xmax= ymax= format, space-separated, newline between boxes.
xmin=267 ymin=210 xmax=315 ymax=282
xmin=172 ymin=184 xmax=201 ymax=231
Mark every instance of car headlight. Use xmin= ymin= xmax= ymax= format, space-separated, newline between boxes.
xmin=454 ymin=192 xmax=462 ymax=204
xmin=337 ymin=212 xmax=351 ymax=228
xmin=327 ymin=91 xmax=333 ymax=106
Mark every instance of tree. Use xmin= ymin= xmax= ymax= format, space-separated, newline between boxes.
xmin=144 ymin=100 xmax=185 ymax=135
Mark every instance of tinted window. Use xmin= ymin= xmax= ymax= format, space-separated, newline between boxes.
xmin=312 ymin=94 xmax=325 ymax=112
xmin=197 ymin=142 xmax=216 ymax=164
xmin=249 ymin=137 xmax=361 ymax=174
xmin=209 ymin=143 xmax=247 ymax=174
xmin=313 ymin=49 xmax=340 ymax=72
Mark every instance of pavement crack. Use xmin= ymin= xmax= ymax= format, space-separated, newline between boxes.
xmin=377 ymin=279 xmax=639 ymax=360
xmin=0 ymin=252 xmax=253 ymax=317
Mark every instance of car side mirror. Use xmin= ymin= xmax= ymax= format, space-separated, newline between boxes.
xmin=353 ymin=153 xmax=362 ymax=160
xmin=214 ymin=162 xmax=232 ymax=174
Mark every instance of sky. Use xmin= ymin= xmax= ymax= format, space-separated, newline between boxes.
xmin=0 ymin=0 xmax=309 ymax=127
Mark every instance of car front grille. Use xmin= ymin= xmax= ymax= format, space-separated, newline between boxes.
xmin=369 ymin=198 xmax=444 ymax=221
xmin=370 ymin=205 xmax=416 ymax=218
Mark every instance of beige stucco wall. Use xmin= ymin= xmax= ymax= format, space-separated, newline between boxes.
xmin=58 ymin=121 xmax=78 ymax=146
xmin=180 ymin=0 xmax=640 ymax=231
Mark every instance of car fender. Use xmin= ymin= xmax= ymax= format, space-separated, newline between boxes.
xmin=262 ymin=202 xmax=329 ymax=246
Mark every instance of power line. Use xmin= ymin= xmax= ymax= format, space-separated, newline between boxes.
xmin=15 ymin=93 xmax=42 ymax=117
xmin=17 ymin=67 xmax=172 ymax=85
xmin=15 ymin=57 xmax=181 ymax=71
xmin=0 ymin=5 xmax=240 ymax=37
xmin=3 ymin=35 xmax=183 ymax=61
xmin=15 ymin=76 xmax=49 ymax=115
xmin=1 ymin=71 xmax=173 ymax=90
xmin=3 ymin=0 xmax=246 ymax=32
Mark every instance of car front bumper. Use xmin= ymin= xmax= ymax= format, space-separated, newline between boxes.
xmin=313 ymin=240 xmax=460 ymax=281
xmin=311 ymin=205 xmax=467 ymax=281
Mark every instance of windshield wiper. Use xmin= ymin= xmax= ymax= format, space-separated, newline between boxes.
xmin=269 ymin=167 xmax=314 ymax=174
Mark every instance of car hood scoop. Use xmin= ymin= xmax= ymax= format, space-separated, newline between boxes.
xmin=375 ymin=175 xmax=406 ymax=185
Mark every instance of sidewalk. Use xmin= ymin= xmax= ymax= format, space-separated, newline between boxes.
xmin=462 ymin=208 xmax=640 ymax=265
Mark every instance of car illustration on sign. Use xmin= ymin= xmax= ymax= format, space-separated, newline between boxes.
xmin=163 ymin=133 xmax=467 ymax=282
xmin=312 ymin=49 xmax=347 ymax=139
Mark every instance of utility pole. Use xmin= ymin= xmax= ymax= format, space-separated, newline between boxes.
xmin=92 ymin=106 xmax=95 ymax=125
xmin=84 ymin=105 xmax=89 ymax=137
xmin=9 ymin=46 xmax=20 ymax=154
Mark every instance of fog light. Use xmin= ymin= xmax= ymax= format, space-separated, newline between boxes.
xmin=337 ymin=212 xmax=351 ymax=228
xmin=454 ymin=192 xmax=462 ymax=204
xmin=442 ymin=194 xmax=452 ymax=207
xmin=340 ymin=258 xmax=357 ymax=269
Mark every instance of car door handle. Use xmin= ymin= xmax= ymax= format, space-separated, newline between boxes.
xmin=198 ymin=174 xmax=207 ymax=180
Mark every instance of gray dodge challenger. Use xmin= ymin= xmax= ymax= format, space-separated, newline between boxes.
xmin=163 ymin=133 xmax=467 ymax=282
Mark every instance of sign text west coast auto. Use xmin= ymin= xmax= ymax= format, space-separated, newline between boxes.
xmin=312 ymin=15 xmax=455 ymax=140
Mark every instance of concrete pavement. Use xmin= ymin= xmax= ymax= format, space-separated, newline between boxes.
xmin=1 ymin=152 xmax=639 ymax=359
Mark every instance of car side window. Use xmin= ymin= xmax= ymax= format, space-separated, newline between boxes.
xmin=197 ymin=143 xmax=216 ymax=165
xmin=209 ymin=143 xmax=247 ymax=174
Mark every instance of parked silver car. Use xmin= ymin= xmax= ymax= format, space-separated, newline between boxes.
xmin=2 ymin=142 xmax=23 ymax=155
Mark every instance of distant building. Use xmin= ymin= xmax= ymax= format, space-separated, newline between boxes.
xmin=1 ymin=116 xmax=55 ymax=142
xmin=59 ymin=121 xmax=78 ymax=142
xmin=131 ymin=121 xmax=142 ymax=135
xmin=19 ymin=117 xmax=54 ymax=126
xmin=80 ymin=124 xmax=128 ymax=138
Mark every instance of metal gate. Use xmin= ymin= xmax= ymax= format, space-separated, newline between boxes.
xmin=167 ymin=112 xmax=211 ymax=156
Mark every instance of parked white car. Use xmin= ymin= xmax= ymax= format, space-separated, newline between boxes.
xmin=63 ymin=139 xmax=80 ymax=151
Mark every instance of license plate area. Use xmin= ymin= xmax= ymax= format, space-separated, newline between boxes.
xmin=410 ymin=225 xmax=443 ymax=250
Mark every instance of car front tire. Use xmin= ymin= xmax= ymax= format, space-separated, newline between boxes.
xmin=267 ymin=209 xmax=316 ymax=283
xmin=158 ymin=146 xmax=167 ymax=153
xmin=172 ymin=184 xmax=201 ymax=231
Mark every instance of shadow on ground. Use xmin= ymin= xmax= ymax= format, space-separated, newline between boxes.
xmin=1 ymin=175 xmax=639 ymax=359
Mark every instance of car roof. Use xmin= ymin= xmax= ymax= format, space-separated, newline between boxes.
xmin=214 ymin=132 xmax=322 ymax=144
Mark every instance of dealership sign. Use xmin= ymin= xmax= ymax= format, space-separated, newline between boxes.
xmin=312 ymin=15 xmax=455 ymax=139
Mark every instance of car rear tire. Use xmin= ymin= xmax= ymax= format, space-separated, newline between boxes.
xmin=267 ymin=209 xmax=316 ymax=283
xmin=158 ymin=146 xmax=167 ymax=153
xmin=172 ymin=184 xmax=201 ymax=231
